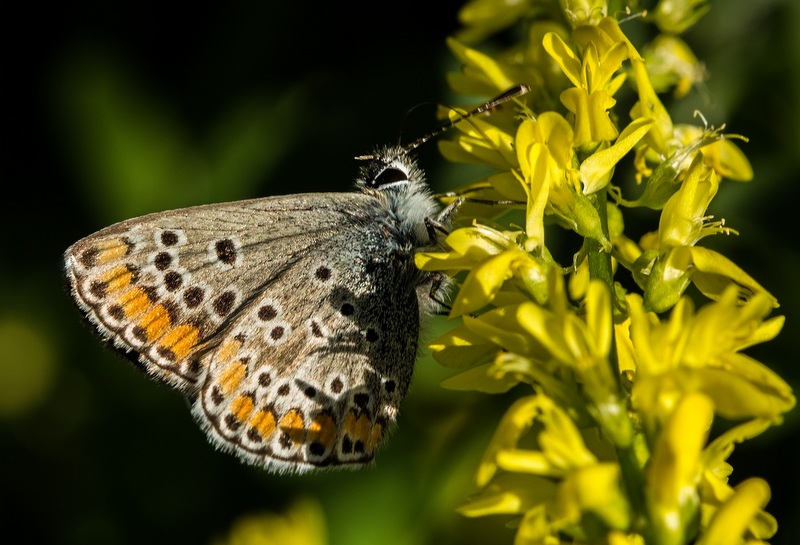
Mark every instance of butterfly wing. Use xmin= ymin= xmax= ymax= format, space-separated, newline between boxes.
xmin=193 ymin=216 xmax=422 ymax=471
xmin=65 ymin=192 xmax=424 ymax=471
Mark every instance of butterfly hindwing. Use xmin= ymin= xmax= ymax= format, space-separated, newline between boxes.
xmin=192 ymin=200 xmax=423 ymax=471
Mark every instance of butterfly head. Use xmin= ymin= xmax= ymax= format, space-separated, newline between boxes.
xmin=355 ymin=146 xmax=426 ymax=192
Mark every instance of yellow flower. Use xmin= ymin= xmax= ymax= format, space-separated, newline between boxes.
xmin=619 ymin=123 xmax=752 ymax=212
xmin=437 ymin=112 xmax=519 ymax=172
xmin=435 ymin=271 xmax=633 ymax=444
xmin=628 ymin=56 xmax=673 ymax=163
xmin=578 ymin=117 xmax=653 ymax=194
xmin=645 ymin=393 xmax=712 ymax=545
xmin=560 ymin=0 xmax=608 ymax=28
xmin=641 ymin=35 xmax=706 ymax=98
xmin=640 ymin=155 xmax=775 ymax=311
xmin=648 ymin=0 xmax=711 ymax=34
xmin=460 ymin=394 xmax=630 ymax=542
xmin=698 ymin=419 xmax=779 ymax=543
xmin=627 ymin=285 xmax=793 ymax=428
xmin=446 ymin=37 xmax=537 ymax=101
xmin=516 ymin=114 xmax=610 ymax=250
xmin=657 ymin=154 xmax=723 ymax=248
xmin=643 ymin=393 xmax=780 ymax=545
xmin=515 ymin=277 xmax=633 ymax=443
xmin=455 ymin=0 xmax=535 ymax=42
xmin=433 ymin=4 xmax=791 ymax=545
xmin=674 ymin=124 xmax=753 ymax=182
xmin=415 ymin=224 xmax=555 ymax=317
xmin=213 ymin=499 xmax=327 ymax=545
xmin=697 ymin=478 xmax=773 ymax=545
xmin=583 ymin=15 xmax=678 ymax=159
xmin=543 ymin=25 xmax=629 ymax=146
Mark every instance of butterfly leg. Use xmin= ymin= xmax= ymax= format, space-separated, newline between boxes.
xmin=427 ymin=272 xmax=453 ymax=315
xmin=424 ymin=197 xmax=463 ymax=243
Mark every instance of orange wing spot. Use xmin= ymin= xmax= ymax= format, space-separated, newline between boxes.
xmin=343 ymin=410 xmax=356 ymax=433
xmin=137 ymin=304 xmax=171 ymax=342
xmin=218 ymin=360 xmax=247 ymax=395
xmin=249 ymin=409 xmax=277 ymax=438
xmin=280 ymin=409 xmax=306 ymax=444
xmin=115 ymin=287 xmax=151 ymax=319
xmin=367 ymin=421 xmax=384 ymax=453
xmin=216 ymin=337 xmax=243 ymax=363
xmin=158 ymin=324 xmax=199 ymax=360
xmin=101 ymin=265 xmax=134 ymax=294
xmin=308 ymin=413 xmax=337 ymax=450
xmin=354 ymin=413 xmax=371 ymax=443
xmin=229 ymin=395 xmax=255 ymax=423
xmin=95 ymin=239 xmax=130 ymax=265
xmin=344 ymin=410 xmax=372 ymax=444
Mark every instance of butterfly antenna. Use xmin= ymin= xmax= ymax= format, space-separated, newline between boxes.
xmin=403 ymin=84 xmax=530 ymax=153
xmin=355 ymin=84 xmax=530 ymax=161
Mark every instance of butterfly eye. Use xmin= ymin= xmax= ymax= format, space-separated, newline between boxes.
xmin=370 ymin=167 xmax=408 ymax=188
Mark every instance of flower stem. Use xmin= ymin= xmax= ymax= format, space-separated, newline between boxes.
xmin=618 ymin=442 xmax=652 ymax=541
xmin=587 ymin=189 xmax=614 ymax=286
xmin=586 ymin=188 xmax=621 ymax=381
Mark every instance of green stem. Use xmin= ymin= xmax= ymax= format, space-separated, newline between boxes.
xmin=618 ymin=442 xmax=651 ymax=540
xmin=587 ymin=190 xmax=651 ymax=532
xmin=586 ymin=189 xmax=620 ymax=380
xmin=586 ymin=189 xmax=614 ymax=286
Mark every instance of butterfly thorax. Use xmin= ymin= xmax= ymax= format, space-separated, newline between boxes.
xmin=353 ymin=147 xmax=449 ymax=337
xmin=356 ymin=145 xmax=440 ymax=249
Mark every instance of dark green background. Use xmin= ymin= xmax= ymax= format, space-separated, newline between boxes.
xmin=4 ymin=1 xmax=798 ymax=544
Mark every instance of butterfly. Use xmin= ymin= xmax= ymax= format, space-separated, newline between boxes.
xmin=63 ymin=85 xmax=529 ymax=473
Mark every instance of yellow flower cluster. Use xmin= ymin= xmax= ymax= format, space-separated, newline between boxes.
xmin=418 ymin=1 xmax=794 ymax=544
xmin=213 ymin=499 xmax=327 ymax=545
